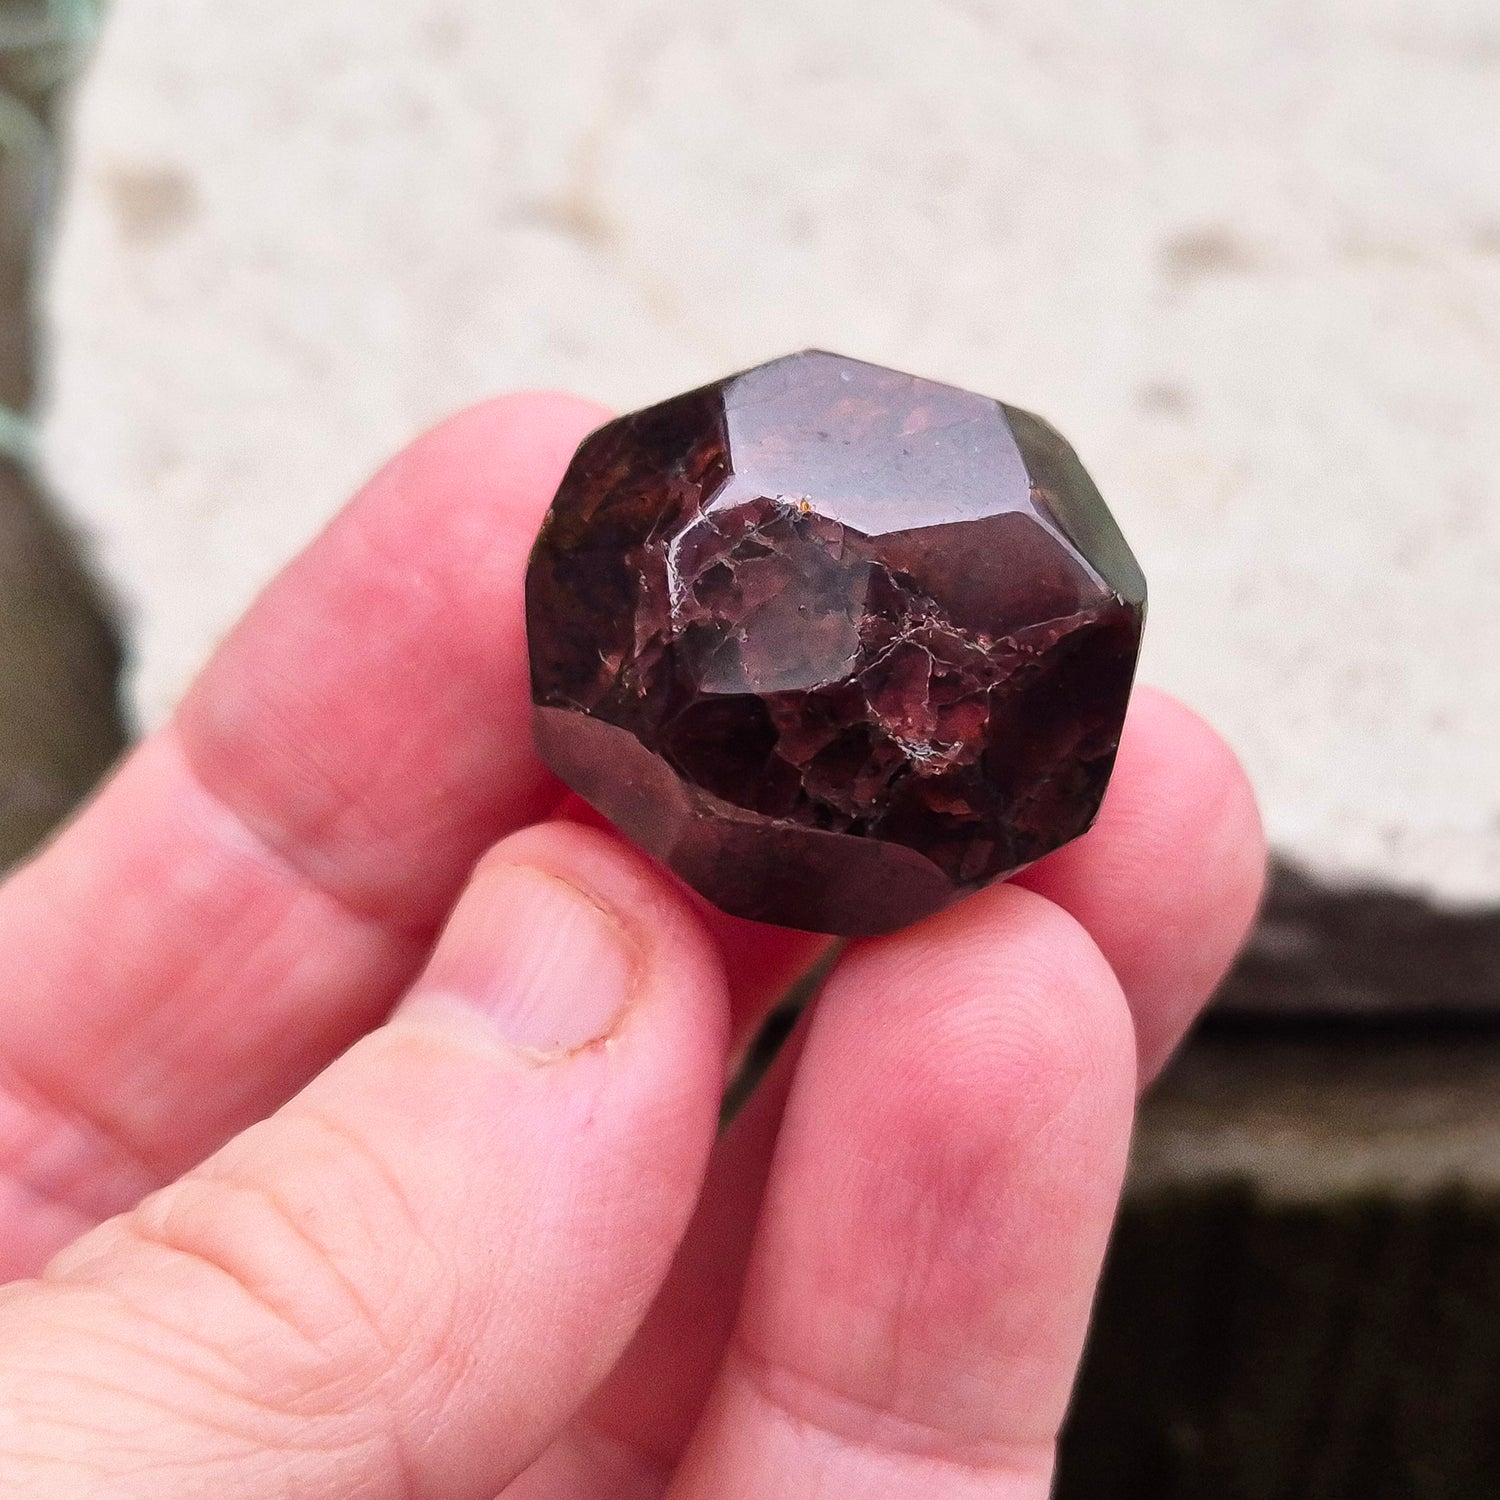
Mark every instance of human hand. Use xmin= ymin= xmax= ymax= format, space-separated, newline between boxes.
xmin=0 ymin=396 xmax=1264 ymax=1498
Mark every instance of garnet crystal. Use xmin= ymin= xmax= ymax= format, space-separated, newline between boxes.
xmin=526 ymin=351 xmax=1146 ymax=935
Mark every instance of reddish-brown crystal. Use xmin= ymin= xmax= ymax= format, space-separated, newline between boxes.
xmin=526 ymin=351 xmax=1146 ymax=935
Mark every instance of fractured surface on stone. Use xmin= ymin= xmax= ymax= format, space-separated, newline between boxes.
xmin=527 ymin=351 xmax=1145 ymax=933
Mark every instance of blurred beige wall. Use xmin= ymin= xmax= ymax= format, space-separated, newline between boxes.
xmin=40 ymin=0 xmax=1500 ymax=904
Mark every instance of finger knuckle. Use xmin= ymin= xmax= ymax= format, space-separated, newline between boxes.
xmin=112 ymin=1113 xmax=458 ymax=1422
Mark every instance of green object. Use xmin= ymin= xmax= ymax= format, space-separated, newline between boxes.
xmin=0 ymin=0 xmax=125 ymax=864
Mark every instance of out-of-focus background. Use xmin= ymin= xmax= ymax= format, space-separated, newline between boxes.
xmin=2 ymin=0 xmax=1498 ymax=1494
xmin=45 ymin=0 xmax=1500 ymax=909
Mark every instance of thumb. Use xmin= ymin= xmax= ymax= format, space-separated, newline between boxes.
xmin=0 ymin=823 xmax=730 ymax=1500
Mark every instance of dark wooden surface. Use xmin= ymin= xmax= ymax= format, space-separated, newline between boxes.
xmin=1059 ymin=1032 xmax=1500 ymax=1499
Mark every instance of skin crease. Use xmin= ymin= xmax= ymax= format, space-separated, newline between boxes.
xmin=0 ymin=395 xmax=1265 ymax=1500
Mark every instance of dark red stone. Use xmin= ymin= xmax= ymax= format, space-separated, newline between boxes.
xmin=526 ymin=351 xmax=1146 ymax=935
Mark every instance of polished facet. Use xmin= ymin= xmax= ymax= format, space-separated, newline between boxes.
xmin=526 ymin=351 xmax=1145 ymax=934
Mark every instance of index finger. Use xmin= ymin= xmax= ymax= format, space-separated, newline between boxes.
xmin=0 ymin=394 xmax=603 ymax=1271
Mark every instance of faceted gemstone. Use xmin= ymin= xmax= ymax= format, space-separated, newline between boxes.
xmin=526 ymin=351 xmax=1146 ymax=935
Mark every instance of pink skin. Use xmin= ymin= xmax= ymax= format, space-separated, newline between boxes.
xmin=0 ymin=396 xmax=1265 ymax=1499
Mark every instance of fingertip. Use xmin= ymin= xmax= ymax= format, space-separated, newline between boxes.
xmin=554 ymin=792 xmax=832 ymax=1043
xmin=1109 ymin=686 xmax=1269 ymax=979
xmin=715 ymin=881 xmax=1138 ymax=1475
xmin=1096 ymin=687 xmax=1267 ymax=919
xmin=828 ymin=882 xmax=1137 ymax=1151
xmin=451 ymin=819 xmax=734 ymax=1062
xmin=390 ymin=391 xmax=611 ymax=505
xmin=1017 ymin=684 xmax=1267 ymax=1080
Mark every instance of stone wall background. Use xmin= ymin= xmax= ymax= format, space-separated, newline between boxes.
xmin=39 ymin=0 xmax=1500 ymax=916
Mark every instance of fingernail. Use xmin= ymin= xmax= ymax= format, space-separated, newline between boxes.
xmin=408 ymin=862 xmax=639 ymax=1054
